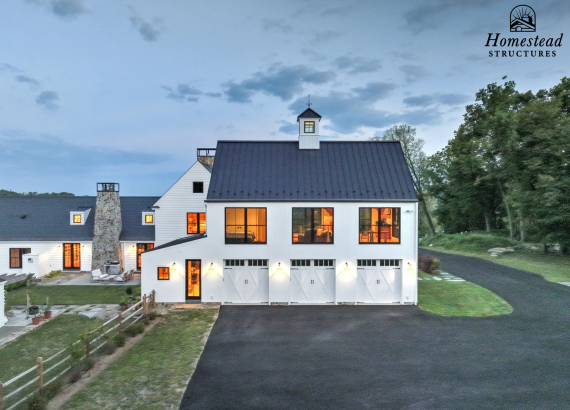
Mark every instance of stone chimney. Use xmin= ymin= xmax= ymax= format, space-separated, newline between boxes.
xmin=92 ymin=183 xmax=122 ymax=272
xmin=197 ymin=148 xmax=215 ymax=167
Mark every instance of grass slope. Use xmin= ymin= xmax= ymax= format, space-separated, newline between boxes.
xmin=62 ymin=309 xmax=218 ymax=410
xmin=0 ymin=315 xmax=101 ymax=382
xmin=6 ymin=285 xmax=127 ymax=305
xmin=418 ymin=272 xmax=513 ymax=317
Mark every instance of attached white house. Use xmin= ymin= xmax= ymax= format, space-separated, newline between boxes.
xmin=141 ymin=108 xmax=419 ymax=305
xmin=0 ymin=195 xmax=159 ymax=277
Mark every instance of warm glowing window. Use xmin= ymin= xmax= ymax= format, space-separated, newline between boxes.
xmin=359 ymin=208 xmax=400 ymax=244
xmin=73 ymin=214 xmax=81 ymax=223
xmin=187 ymin=212 xmax=206 ymax=234
xmin=158 ymin=267 xmax=170 ymax=280
xmin=304 ymin=121 xmax=315 ymax=133
xmin=136 ymin=243 xmax=154 ymax=269
xmin=225 ymin=208 xmax=267 ymax=244
xmin=145 ymin=214 xmax=154 ymax=224
xmin=63 ymin=243 xmax=81 ymax=269
xmin=292 ymin=208 xmax=334 ymax=244
xmin=187 ymin=260 xmax=200 ymax=298
xmin=9 ymin=248 xmax=31 ymax=268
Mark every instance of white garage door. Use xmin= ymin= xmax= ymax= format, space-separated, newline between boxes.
xmin=357 ymin=259 xmax=401 ymax=303
xmin=290 ymin=259 xmax=335 ymax=303
xmin=224 ymin=259 xmax=269 ymax=303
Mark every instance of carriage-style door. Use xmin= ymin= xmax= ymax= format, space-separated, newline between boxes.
xmin=186 ymin=260 xmax=201 ymax=300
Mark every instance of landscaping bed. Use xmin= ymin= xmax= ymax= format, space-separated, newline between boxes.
xmin=61 ymin=308 xmax=218 ymax=410
xmin=418 ymin=271 xmax=513 ymax=317
xmin=6 ymin=285 xmax=127 ymax=305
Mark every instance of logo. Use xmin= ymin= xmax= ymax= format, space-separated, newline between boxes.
xmin=510 ymin=5 xmax=536 ymax=32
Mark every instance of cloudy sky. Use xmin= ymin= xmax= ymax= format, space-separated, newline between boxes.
xmin=1 ymin=0 xmax=568 ymax=195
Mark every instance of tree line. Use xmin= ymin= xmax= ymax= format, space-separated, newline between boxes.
xmin=372 ymin=77 xmax=570 ymax=251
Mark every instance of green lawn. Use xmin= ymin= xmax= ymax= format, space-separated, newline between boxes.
xmin=422 ymin=246 xmax=570 ymax=283
xmin=6 ymin=285 xmax=128 ymax=306
xmin=0 ymin=315 xmax=102 ymax=382
xmin=418 ymin=272 xmax=513 ymax=317
xmin=62 ymin=309 xmax=218 ymax=410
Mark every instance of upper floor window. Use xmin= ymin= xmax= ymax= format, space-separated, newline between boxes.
xmin=10 ymin=248 xmax=31 ymax=268
xmin=292 ymin=208 xmax=333 ymax=244
xmin=193 ymin=182 xmax=204 ymax=193
xmin=225 ymin=208 xmax=266 ymax=244
xmin=187 ymin=212 xmax=206 ymax=234
xmin=304 ymin=121 xmax=315 ymax=133
xmin=73 ymin=214 xmax=81 ymax=223
xmin=145 ymin=215 xmax=154 ymax=224
xmin=359 ymin=208 xmax=400 ymax=244
xmin=142 ymin=212 xmax=154 ymax=225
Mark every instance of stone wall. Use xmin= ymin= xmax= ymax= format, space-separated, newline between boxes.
xmin=92 ymin=191 xmax=122 ymax=272
xmin=197 ymin=156 xmax=214 ymax=167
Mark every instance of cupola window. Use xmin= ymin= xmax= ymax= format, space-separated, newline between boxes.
xmin=304 ymin=121 xmax=315 ymax=133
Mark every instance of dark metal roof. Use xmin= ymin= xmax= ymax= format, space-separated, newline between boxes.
xmin=207 ymin=141 xmax=417 ymax=201
xmin=71 ymin=206 xmax=92 ymax=212
xmin=0 ymin=196 xmax=159 ymax=241
xmin=297 ymin=108 xmax=322 ymax=119
xmin=146 ymin=234 xmax=206 ymax=252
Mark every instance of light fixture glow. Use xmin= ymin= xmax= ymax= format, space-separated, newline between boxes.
xmin=276 ymin=262 xmax=282 ymax=271
xmin=344 ymin=262 xmax=350 ymax=271
xmin=407 ymin=262 xmax=413 ymax=271
xmin=208 ymin=263 xmax=214 ymax=271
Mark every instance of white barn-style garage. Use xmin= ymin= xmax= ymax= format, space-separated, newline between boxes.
xmin=142 ymin=108 xmax=419 ymax=305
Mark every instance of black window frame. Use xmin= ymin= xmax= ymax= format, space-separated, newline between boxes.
xmin=304 ymin=121 xmax=315 ymax=133
xmin=73 ymin=214 xmax=81 ymax=223
xmin=193 ymin=181 xmax=204 ymax=193
xmin=292 ymin=208 xmax=334 ymax=244
xmin=187 ymin=212 xmax=206 ymax=234
xmin=224 ymin=207 xmax=267 ymax=244
xmin=136 ymin=243 xmax=154 ymax=270
xmin=157 ymin=267 xmax=170 ymax=280
xmin=9 ymin=248 xmax=31 ymax=269
xmin=358 ymin=207 xmax=401 ymax=245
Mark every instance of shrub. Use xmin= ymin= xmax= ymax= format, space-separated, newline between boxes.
xmin=81 ymin=356 xmax=96 ymax=371
xmin=422 ymin=233 xmax=519 ymax=253
xmin=418 ymin=255 xmax=442 ymax=275
xmin=68 ymin=365 xmax=83 ymax=383
xmin=5 ymin=278 xmax=28 ymax=292
xmin=102 ymin=341 xmax=116 ymax=355
xmin=124 ymin=322 xmax=145 ymax=337
xmin=141 ymin=316 xmax=151 ymax=326
xmin=42 ymin=377 xmax=64 ymax=400
xmin=26 ymin=393 xmax=48 ymax=410
xmin=113 ymin=332 xmax=127 ymax=347
xmin=147 ymin=310 xmax=159 ymax=320
xmin=125 ymin=286 xmax=133 ymax=296
xmin=44 ymin=270 xmax=63 ymax=279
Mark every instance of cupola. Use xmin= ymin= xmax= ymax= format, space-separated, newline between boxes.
xmin=297 ymin=106 xmax=322 ymax=149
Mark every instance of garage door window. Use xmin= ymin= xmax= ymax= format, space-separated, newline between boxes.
xmin=357 ymin=260 xmax=377 ymax=267
xmin=292 ymin=208 xmax=334 ymax=244
xmin=225 ymin=260 xmax=245 ymax=266
xmin=380 ymin=259 xmax=400 ymax=267
xmin=225 ymin=208 xmax=267 ymax=244
xmin=359 ymin=208 xmax=400 ymax=244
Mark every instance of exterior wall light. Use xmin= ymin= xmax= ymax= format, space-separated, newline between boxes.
xmin=407 ymin=262 xmax=413 ymax=271
xmin=208 ymin=263 xmax=214 ymax=271
xmin=276 ymin=262 xmax=282 ymax=271
xmin=344 ymin=262 xmax=350 ymax=271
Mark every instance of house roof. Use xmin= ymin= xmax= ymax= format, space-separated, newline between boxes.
xmin=71 ymin=206 xmax=92 ymax=212
xmin=0 ymin=196 xmax=159 ymax=241
xmin=297 ymin=108 xmax=322 ymax=120
xmin=146 ymin=233 xmax=207 ymax=252
xmin=207 ymin=141 xmax=417 ymax=202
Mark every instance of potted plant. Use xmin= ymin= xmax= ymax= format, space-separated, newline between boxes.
xmin=26 ymin=310 xmax=43 ymax=325
xmin=119 ymin=295 xmax=130 ymax=311
xmin=44 ymin=305 xmax=52 ymax=319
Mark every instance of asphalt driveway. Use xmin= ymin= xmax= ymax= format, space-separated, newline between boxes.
xmin=180 ymin=250 xmax=570 ymax=410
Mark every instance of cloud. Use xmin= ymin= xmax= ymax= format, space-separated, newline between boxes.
xmin=50 ymin=0 xmax=88 ymax=19
xmin=35 ymin=91 xmax=59 ymax=111
xmin=163 ymin=84 xmax=202 ymax=102
xmin=287 ymin=89 xmax=442 ymax=133
xmin=403 ymin=93 xmax=470 ymax=107
xmin=129 ymin=7 xmax=162 ymax=42
xmin=223 ymin=63 xmax=336 ymax=103
xmin=262 ymin=18 xmax=293 ymax=33
xmin=313 ymin=30 xmax=342 ymax=42
xmin=15 ymin=75 xmax=39 ymax=86
xmin=0 ymin=130 xmax=169 ymax=176
xmin=0 ymin=63 xmax=23 ymax=73
xmin=320 ymin=6 xmax=354 ymax=17
xmin=332 ymin=56 xmax=382 ymax=74
xmin=205 ymin=92 xmax=222 ymax=98
xmin=352 ymin=82 xmax=397 ymax=102
xmin=277 ymin=121 xmax=298 ymax=134
xmin=400 ymin=65 xmax=429 ymax=83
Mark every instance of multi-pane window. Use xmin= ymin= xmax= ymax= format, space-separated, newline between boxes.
xmin=9 ymin=248 xmax=31 ymax=268
xmin=73 ymin=214 xmax=81 ymax=223
xmin=314 ymin=259 xmax=333 ymax=267
xmin=158 ymin=267 xmax=170 ymax=280
xmin=247 ymin=260 xmax=268 ymax=267
xmin=225 ymin=260 xmax=245 ymax=266
xmin=136 ymin=243 xmax=154 ymax=269
xmin=357 ymin=260 xmax=377 ymax=267
xmin=225 ymin=208 xmax=267 ymax=244
xmin=291 ymin=259 xmax=310 ymax=267
xmin=304 ymin=121 xmax=315 ymax=133
xmin=380 ymin=259 xmax=400 ymax=267
xmin=359 ymin=208 xmax=401 ymax=244
xmin=292 ymin=208 xmax=334 ymax=244
xmin=145 ymin=214 xmax=154 ymax=224
xmin=187 ymin=212 xmax=206 ymax=234
xmin=193 ymin=182 xmax=204 ymax=193
xmin=63 ymin=243 xmax=81 ymax=269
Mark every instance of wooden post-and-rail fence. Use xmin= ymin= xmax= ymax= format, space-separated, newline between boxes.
xmin=0 ymin=290 xmax=157 ymax=410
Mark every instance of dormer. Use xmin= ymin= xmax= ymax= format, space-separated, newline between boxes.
xmin=70 ymin=206 xmax=91 ymax=226
xmin=297 ymin=107 xmax=321 ymax=149
xmin=142 ymin=208 xmax=155 ymax=225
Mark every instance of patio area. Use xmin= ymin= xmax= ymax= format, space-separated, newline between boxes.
xmin=40 ymin=272 xmax=141 ymax=286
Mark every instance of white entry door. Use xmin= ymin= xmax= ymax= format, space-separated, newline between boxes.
xmin=290 ymin=259 xmax=335 ymax=303
xmin=224 ymin=260 xmax=269 ymax=303
xmin=357 ymin=259 xmax=401 ymax=303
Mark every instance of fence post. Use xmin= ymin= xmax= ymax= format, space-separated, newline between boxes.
xmin=151 ymin=290 xmax=156 ymax=308
xmin=143 ymin=294 xmax=147 ymax=315
xmin=37 ymin=357 xmax=43 ymax=392
xmin=0 ymin=381 xmax=4 ymax=410
xmin=118 ymin=311 xmax=123 ymax=331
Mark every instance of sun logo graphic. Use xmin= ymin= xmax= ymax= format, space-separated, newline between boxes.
xmin=510 ymin=5 xmax=536 ymax=32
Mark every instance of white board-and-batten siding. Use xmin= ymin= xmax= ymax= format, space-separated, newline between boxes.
xmin=153 ymin=161 xmax=210 ymax=246
xmin=0 ymin=242 xmax=93 ymax=277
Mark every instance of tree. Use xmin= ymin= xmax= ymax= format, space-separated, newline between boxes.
xmin=370 ymin=125 xmax=436 ymax=236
